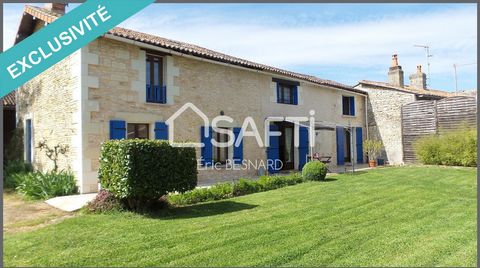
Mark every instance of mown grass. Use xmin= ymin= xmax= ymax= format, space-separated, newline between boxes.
xmin=3 ymin=166 xmax=476 ymax=267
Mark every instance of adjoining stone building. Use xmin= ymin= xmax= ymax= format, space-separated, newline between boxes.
xmin=354 ymin=54 xmax=466 ymax=165
xmin=14 ymin=4 xmax=368 ymax=193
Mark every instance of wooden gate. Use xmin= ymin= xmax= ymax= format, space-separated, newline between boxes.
xmin=401 ymin=96 xmax=477 ymax=163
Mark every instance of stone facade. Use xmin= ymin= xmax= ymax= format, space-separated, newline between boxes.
xmin=18 ymin=36 xmax=367 ymax=193
xmin=17 ymin=51 xmax=82 ymax=175
xmin=355 ymin=85 xmax=415 ymax=165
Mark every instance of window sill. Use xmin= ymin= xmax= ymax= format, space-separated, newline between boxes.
xmin=276 ymin=102 xmax=297 ymax=106
xmin=342 ymin=114 xmax=356 ymax=118
xmin=145 ymin=101 xmax=172 ymax=106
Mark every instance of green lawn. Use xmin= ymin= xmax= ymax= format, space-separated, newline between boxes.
xmin=4 ymin=166 xmax=477 ymax=267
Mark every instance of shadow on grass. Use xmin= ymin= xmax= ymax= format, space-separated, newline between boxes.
xmin=323 ymin=178 xmax=338 ymax=182
xmin=143 ymin=200 xmax=258 ymax=220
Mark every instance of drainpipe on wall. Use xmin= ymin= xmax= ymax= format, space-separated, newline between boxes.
xmin=365 ymin=95 xmax=369 ymax=140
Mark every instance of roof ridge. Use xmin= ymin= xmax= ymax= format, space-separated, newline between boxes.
xmin=21 ymin=5 xmax=365 ymax=94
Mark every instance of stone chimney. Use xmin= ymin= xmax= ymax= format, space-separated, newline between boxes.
xmin=44 ymin=3 xmax=67 ymax=14
xmin=409 ymin=65 xmax=427 ymax=90
xmin=387 ymin=54 xmax=404 ymax=87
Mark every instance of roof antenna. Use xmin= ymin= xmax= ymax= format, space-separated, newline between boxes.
xmin=414 ymin=44 xmax=433 ymax=87
xmin=453 ymin=63 xmax=476 ymax=92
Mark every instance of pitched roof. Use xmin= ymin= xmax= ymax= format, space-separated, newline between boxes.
xmin=356 ymin=80 xmax=460 ymax=98
xmin=3 ymin=91 xmax=16 ymax=108
xmin=18 ymin=5 xmax=366 ymax=95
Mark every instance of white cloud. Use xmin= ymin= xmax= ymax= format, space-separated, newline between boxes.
xmin=120 ymin=6 xmax=476 ymax=78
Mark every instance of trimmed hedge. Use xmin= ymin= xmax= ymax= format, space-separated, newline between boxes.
xmin=99 ymin=139 xmax=197 ymax=208
xmin=414 ymin=128 xmax=476 ymax=167
xmin=302 ymin=161 xmax=328 ymax=181
xmin=168 ymin=173 xmax=304 ymax=206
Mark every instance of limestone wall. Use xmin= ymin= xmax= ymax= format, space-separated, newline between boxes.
xmin=16 ymin=51 xmax=82 ymax=179
xmin=356 ymin=85 xmax=415 ymax=165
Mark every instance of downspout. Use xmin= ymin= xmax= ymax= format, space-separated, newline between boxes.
xmin=365 ymin=94 xmax=369 ymax=140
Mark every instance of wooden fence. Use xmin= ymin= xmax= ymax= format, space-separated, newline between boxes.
xmin=401 ymin=96 xmax=477 ymax=163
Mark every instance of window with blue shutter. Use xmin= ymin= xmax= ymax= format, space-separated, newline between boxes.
xmin=336 ymin=126 xmax=345 ymax=165
xmin=298 ymin=126 xmax=309 ymax=170
xmin=273 ymin=78 xmax=299 ymax=105
xmin=154 ymin=122 xmax=168 ymax=140
xmin=146 ymin=54 xmax=167 ymax=104
xmin=267 ymin=124 xmax=281 ymax=173
xmin=233 ymin=127 xmax=243 ymax=165
xmin=356 ymin=127 xmax=363 ymax=163
xmin=342 ymin=96 xmax=355 ymax=116
xmin=201 ymin=126 xmax=213 ymax=166
xmin=110 ymin=120 xmax=126 ymax=140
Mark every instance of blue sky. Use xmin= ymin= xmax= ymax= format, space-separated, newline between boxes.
xmin=3 ymin=3 xmax=477 ymax=91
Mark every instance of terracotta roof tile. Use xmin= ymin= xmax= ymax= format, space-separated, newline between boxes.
xmin=23 ymin=5 xmax=366 ymax=95
xmin=3 ymin=91 xmax=16 ymax=107
xmin=358 ymin=80 xmax=462 ymax=98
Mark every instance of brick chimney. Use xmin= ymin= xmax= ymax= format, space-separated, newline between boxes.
xmin=387 ymin=54 xmax=404 ymax=87
xmin=44 ymin=3 xmax=67 ymax=14
xmin=409 ymin=65 xmax=427 ymax=90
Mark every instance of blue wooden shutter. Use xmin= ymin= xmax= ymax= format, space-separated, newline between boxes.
xmin=233 ymin=127 xmax=243 ymax=165
xmin=356 ymin=127 xmax=363 ymax=163
xmin=154 ymin=122 xmax=168 ymax=140
xmin=350 ymin=96 xmax=355 ymax=116
xmin=267 ymin=125 xmax=281 ymax=173
xmin=201 ymin=126 xmax=213 ymax=166
xmin=25 ymin=119 xmax=32 ymax=163
xmin=336 ymin=126 xmax=345 ymax=165
xmin=298 ymin=126 xmax=309 ymax=170
xmin=292 ymin=86 xmax=298 ymax=105
xmin=110 ymin=120 xmax=126 ymax=140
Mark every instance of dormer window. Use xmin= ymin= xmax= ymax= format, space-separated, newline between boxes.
xmin=146 ymin=54 xmax=166 ymax=103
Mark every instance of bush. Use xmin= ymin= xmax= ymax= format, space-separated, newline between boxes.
xmin=3 ymin=160 xmax=33 ymax=189
xmin=302 ymin=161 xmax=328 ymax=181
xmin=414 ymin=128 xmax=477 ymax=167
xmin=168 ymin=183 xmax=233 ymax=206
xmin=84 ymin=190 xmax=124 ymax=213
xmin=233 ymin=179 xmax=263 ymax=196
xmin=257 ymin=173 xmax=304 ymax=190
xmin=15 ymin=171 xmax=77 ymax=199
xmin=168 ymin=173 xmax=305 ymax=206
xmin=98 ymin=139 xmax=197 ymax=209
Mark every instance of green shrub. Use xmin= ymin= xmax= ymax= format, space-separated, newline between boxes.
xmin=414 ymin=128 xmax=477 ymax=167
xmin=233 ymin=179 xmax=263 ymax=196
xmin=15 ymin=171 xmax=77 ymax=200
xmin=168 ymin=173 xmax=305 ymax=206
xmin=302 ymin=161 xmax=328 ymax=181
xmin=257 ymin=173 xmax=304 ymax=190
xmin=3 ymin=160 xmax=32 ymax=189
xmin=84 ymin=190 xmax=124 ymax=213
xmin=98 ymin=139 xmax=197 ymax=209
xmin=168 ymin=183 xmax=233 ymax=206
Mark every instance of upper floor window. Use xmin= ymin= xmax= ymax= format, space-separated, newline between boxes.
xmin=342 ymin=96 xmax=355 ymax=116
xmin=127 ymin=123 xmax=149 ymax=139
xmin=146 ymin=54 xmax=166 ymax=104
xmin=274 ymin=78 xmax=299 ymax=105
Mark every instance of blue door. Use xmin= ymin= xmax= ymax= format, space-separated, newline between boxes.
xmin=267 ymin=124 xmax=281 ymax=174
xmin=336 ymin=127 xmax=345 ymax=165
xmin=356 ymin=127 xmax=363 ymax=163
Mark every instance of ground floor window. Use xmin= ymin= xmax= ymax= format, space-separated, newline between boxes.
xmin=213 ymin=128 xmax=229 ymax=164
xmin=127 ymin=123 xmax=149 ymax=139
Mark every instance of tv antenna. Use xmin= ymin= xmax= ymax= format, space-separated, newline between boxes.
xmin=414 ymin=44 xmax=433 ymax=86
xmin=453 ymin=63 xmax=476 ymax=92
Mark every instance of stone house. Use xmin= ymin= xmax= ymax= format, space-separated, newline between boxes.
xmin=14 ymin=4 xmax=368 ymax=193
xmin=354 ymin=54 xmax=463 ymax=165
